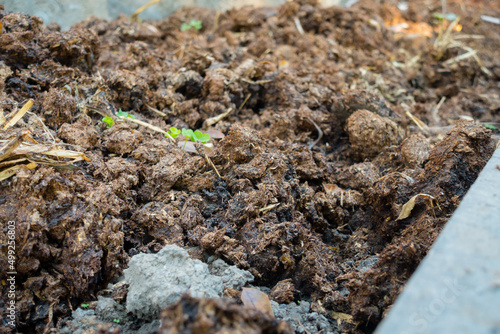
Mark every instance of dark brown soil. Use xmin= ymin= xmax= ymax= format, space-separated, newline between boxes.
xmin=0 ymin=0 xmax=499 ymax=333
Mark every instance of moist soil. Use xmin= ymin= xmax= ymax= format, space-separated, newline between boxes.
xmin=0 ymin=0 xmax=499 ymax=333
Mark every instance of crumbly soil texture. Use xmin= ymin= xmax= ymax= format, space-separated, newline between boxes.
xmin=0 ymin=0 xmax=499 ymax=333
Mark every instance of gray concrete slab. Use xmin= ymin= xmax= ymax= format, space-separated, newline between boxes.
xmin=375 ymin=147 xmax=500 ymax=334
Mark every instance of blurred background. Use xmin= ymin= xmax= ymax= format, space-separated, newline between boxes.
xmin=2 ymin=0 xmax=346 ymax=30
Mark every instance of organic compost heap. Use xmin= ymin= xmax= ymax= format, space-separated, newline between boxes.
xmin=0 ymin=0 xmax=499 ymax=333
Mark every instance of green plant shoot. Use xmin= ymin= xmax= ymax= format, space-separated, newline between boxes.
xmin=81 ymin=303 xmax=89 ymax=308
xmin=116 ymin=109 xmax=136 ymax=119
xmin=181 ymin=20 xmax=202 ymax=31
xmin=102 ymin=116 xmax=114 ymax=128
xmin=433 ymin=12 xmax=458 ymax=21
xmin=193 ymin=130 xmax=210 ymax=143
xmin=181 ymin=128 xmax=210 ymax=143
xmin=167 ymin=127 xmax=181 ymax=138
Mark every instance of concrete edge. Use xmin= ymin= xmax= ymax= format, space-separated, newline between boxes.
xmin=375 ymin=146 xmax=500 ymax=334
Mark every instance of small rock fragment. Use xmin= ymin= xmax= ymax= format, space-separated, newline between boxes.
xmin=270 ymin=279 xmax=296 ymax=304
xmin=124 ymin=244 xmax=253 ymax=320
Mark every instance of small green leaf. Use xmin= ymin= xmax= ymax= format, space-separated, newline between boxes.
xmin=194 ymin=130 xmax=210 ymax=143
xmin=113 ymin=318 xmax=120 ymax=323
xmin=181 ymin=128 xmax=195 ymax=141
xmin=116 ymin=109 xmax=136 ymax=119
xmin=168 ymin=127 xmax=181 ymax=138
xmin=102 ymin=116 xmax=115 ymax=128
xmin=191 ymin=20 xmax=202 ymax=31
xmin=433 ymin=12 xmax=444 ymax=20
xmin=433 ymin=12 xmax=458 ymax=21
xmin=81 ymin=303 xmax=90 ymax=308
xmin=484 ymin=124 xmax=496 ymax=130
xmin=181 ymin=20 xmax=202 ymax=31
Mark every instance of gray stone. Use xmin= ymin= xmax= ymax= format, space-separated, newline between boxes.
xmin=95 ymin=296 xmax=126 ymax=323
xmin=124 ymin=244 xmax=253 ymax=320
xmin=375 ymin=148 xmax=500 ymax=334
xmin=357 ymin=255 xmax=379 ymax=273
xmin=272 ymin=300 xmax=340 ymax=334
xmin=59 ymin=309 xmax=100 ymax=334
xmin=209 ymin=258 xmax=254 ymax=290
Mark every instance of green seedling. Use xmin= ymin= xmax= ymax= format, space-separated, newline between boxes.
xmin=116 ymin=109 xmax=136 ymax=119
xmin=113 ymin=318 xmax=120 ymax=323
xmin=165 ymin=127 xmax=211 ymax=143
xmin=484 ymin=123 xmax=499 ymax=133
xmin=181 ymin=19 xmax=202 ymax=31
xmin=102 ymin=116 xmax=115 ymax=128
xmin=181 ymin=128 xmax=211 ymax=143
xmin=102 ymin=109 xmax=136 ymax=128
xmin=81 ymin=303 xmax=90 ymax=308
xmin=433 ymin=12 xmax=458 ymax=21
xmin=167 ymin=126 xmax=181 ymax=139
xmin=165 ymin=127 xmax=211 ymax=152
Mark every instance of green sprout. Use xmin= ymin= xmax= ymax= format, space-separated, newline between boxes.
xmin=484 ymin=124 xmax=499 ymax=133
xmin=102 ymin=116 xmax=115 ymax=128
xmin=116 ymin=109 xmax=136 ymax=119
xmin=182 ymin=128 xmax=211 ymax=143
xmin=165 ymin=127 xmax=211 ymax=144
xmin=167 ymin=126 xmax=181 ymax=139
xmin=181 ymin=19 xmax=202 ymax=31
xmin=81 ymin=303 xmax=90 ymax=308
xmin=432 ymin=12 xmax=458 ymax=21
xmin=113 ymin=318 xmax=120 ymax=323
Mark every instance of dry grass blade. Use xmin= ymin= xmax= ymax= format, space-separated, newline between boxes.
xmin=0 ymin=158 xmax=28 ymax=168
xmin=406 ymin=110 xmax=430 ymax=134
xmin=434 ymin=18 xmax=460 ymax=60
xmin=124 ymin=117 xmax=176 ymax=142
xmin=38 ymin=148 xmax=90 ymax=161
xmin=444 ymin=49 xmax=477 ymax=65
xmin=131 ymin=0 xmax=160 ymax=21
xmin=146 ymin=104 xmax=167 ymax=117
xmin=205 ymin=107 xmax=233 ymax=127
xmin=0 ymin=162 xmax=37 ymax=182
xmin=1 ymin=121 xmax=88 ymax=181
xmin=307 ymin=117 xmax=323 ymax=149
xmin=3 ymin=99 xmax=34 ymax=130
xmin=0 ymin=132 xmax=24 ymax=162
xmin=294 ymin=17 xmax=305 ymax=35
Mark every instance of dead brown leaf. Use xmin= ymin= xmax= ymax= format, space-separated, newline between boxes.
xmin=241 ymin=287 xmax=274 ymax=317
xmin=396 ymin=194 xmax=436 ymax=220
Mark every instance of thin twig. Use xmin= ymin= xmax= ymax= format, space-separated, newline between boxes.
xmin=405 ymin=110 xmax=430 ymax=134
xmin=146 ymin=104 xmax=167 ymax=117
xmin=27 ymin=111 xmax=56 ymax=143
xmin=294 ymin=17 xmax=305 ymax=35
xmin=307 ymin=117 xmax=323 ymax=149
xmin=238 ymin=93 xmax=252 ymax=113
xmin=124 ymin=117 xmax=175 ymax=142
xmin=294 ymin=316 xmax=312 ymax=334
xmin=205 ymin=107 xmax=233 ymax=127
xmin=131 ymin=0 xmax=160 ymax=21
